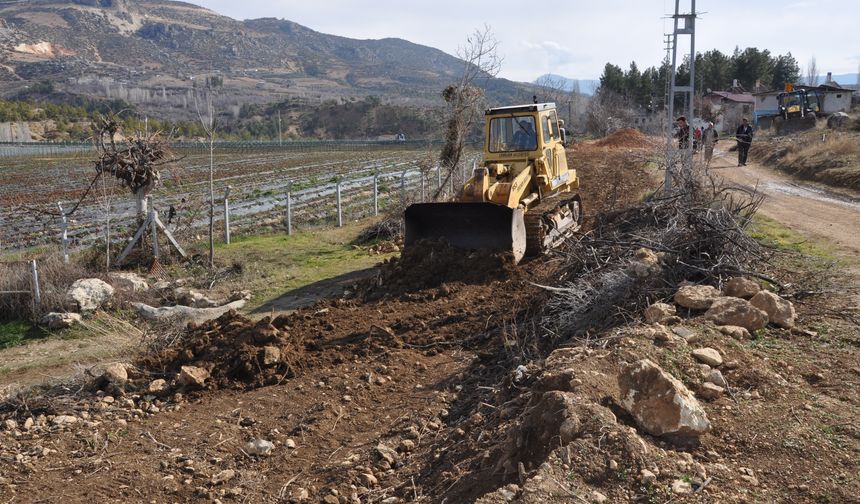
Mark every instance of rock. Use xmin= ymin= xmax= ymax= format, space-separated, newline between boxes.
xmin=3 ymin=419 xmax=17 ymax=430
xmin=51 ymin=415 xmax=78 ymax=426
xmin=705 ymin=297 xmax=768 ymax=332
xmin=102 ymin=363 xmax=128 ymax=385
xmin=672 ymin=479 xmax=693 ymax=494
xmin=706 ymin=369 xmax=728 ymax=388
xmin=261 ymin=346 xmax=281 ymax=366
xmin=698 ymin=382 xmax=725 ymax=400
xmin=244 ymin=439 xmax=274 ymax=456
xmin=691 ymin=348 xmax=723 ymax=367
xmin=132 ymin=299 xmax=249 ymax=326
xmin=323 ymin=496 xmax=339 ymax=504
xmin=66 ymin=278 xmax=114 ymax=312
xmin=717 ymin=325 xmax=751 ymax=340
xmin=399 ymin=439 xmax=415 ymax=452
xmin=147 ymin=379 xmax=170 ymax=394
xmin=618 ymin=359 xmax=710 ymax=438
xmin=380 ymin=498 xmax=400 ymax=504
xmin=285 ymin=438 xmax=296 ymax=449
xmin=359 ymin=473 xmax=378 ymax=487
xmin=640 ymin=469 xmax=657 ymax=484
xmin=674 ymin=284 xmax=721 ymax=310
xmin=108 ymin=272 xmax=150 ymax=292
xmin=40 ymin=312 xmax=82 ymax=330
xmin=177 ymin=366 xmax=209 ymax=388
xmin=292 ymin=488 xmax=310 ymax=502
xmin=210 ymin=469 xmax=235 ymax=485
xmin=590 ymin=490 xmax=608 ymax=503
xmin=672 ymin=326 xmax=699 ymax=343
xmin=723 ymin=277 xmax=760 ymax=299
xmin=630 ymin=248 xmax=660 ymax=277
xmin=645 ymin=303 xmax=676 ymax=324
xmin=23 ymin=417 xmax=34 ymax=430
xmin=749 ymin=290 xmax=796 ymax=328
xmin=827 ymin=112 xmax=850 ymax=130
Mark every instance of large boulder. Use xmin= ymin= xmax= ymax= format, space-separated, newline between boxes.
xmin=827 ymin=112 xmax=850 ymax=130
xmin=723 ymin=277 xmax=760 ymax=299
xmin=705 ymin=297 xmax=768 ymax=332
xmin=644 ymin=302 xmax=676 ymax=324
xmin=66 ymin=278 xmax=114 ymax=312
xmin=177 ymin=365 xmax=209 ymax=388
xmin=674 ymin=285 xmax=721 ymax=310
xmin=40 ymin=312 xmax=81 ymax=330
xmin=618 ymin=359 xmax=710 ymax=438
xmin=109 ymin=272 xmax=150 ymax=292
xmin=749 ymin=291 xmax=796 ymax=328
xmin=102 ymin=363 xmax=128 ymax=385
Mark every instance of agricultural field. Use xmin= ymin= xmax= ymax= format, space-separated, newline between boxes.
xmin=0 ymin=141 xmax=475 ymax=255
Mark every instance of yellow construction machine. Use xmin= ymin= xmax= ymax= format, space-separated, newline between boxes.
xmin=405 ymin=102 xmax=582 ymax=263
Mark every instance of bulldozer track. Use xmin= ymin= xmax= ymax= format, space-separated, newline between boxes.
xmin=524 ymin=193 xmax=582 ymax=256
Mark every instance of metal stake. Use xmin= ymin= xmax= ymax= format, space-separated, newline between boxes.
xmin=373 ymin=173 xmax=379 ymax=216
xmin=57 ymin=202 xmax=69 ymax=264
xmin=285 ymin=183 xmax=293 ymax=235
xmin=336 ymin=181 xmax=343 ymax=227
xmin=223 ymin=186 xmax=232 ymax=244
xmin=30 ymin=260 xmax=41 ymax=310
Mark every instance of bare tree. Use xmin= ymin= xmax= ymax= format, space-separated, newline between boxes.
xmin=436 ymin=25 xmax=502 ymax=198
xmin=805 ymin=57 xmax=819 ymax=86
xmin=193 ymin=75 xmax=220 ymax=270
xmin=585 ymin=89 xmax=633 ymax=137
xmin=535 ymin=74 xmax=575 ymax=125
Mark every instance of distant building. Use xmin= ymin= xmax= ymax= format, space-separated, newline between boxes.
xmin=703 ymin=80 xmax=754 ymax=133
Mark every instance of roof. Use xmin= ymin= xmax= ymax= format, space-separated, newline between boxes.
xmin=756 ymin=84 xmax=855 ymax=96
xmin=486 ymin=102 xmax=557 ymax=115
xmin=703 ymin=91 xmax=754 ymax=104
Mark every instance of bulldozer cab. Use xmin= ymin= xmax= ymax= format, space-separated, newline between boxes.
xmin=484 ymin=103 xmax=568 ymax=161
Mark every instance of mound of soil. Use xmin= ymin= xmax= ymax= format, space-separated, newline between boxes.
xmin=139 ymin=310 xmax=304 ymax=390
xmin=360 ymin=239 xmax=518 ymax=300
xmin=592 ymin=128 xmax=652 ymax=148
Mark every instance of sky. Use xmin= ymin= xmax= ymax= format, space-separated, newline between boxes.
xmin=194 ymin=0 xmax=860 ymax=86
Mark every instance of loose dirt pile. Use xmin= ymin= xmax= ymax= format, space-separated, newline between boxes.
xmin=361 ymin=239 xmax=518 ymax=300
xmin=138 ymin=311 xmax=305 ymax=390
xmin=591 ymin=128 xmax=655 ymax=149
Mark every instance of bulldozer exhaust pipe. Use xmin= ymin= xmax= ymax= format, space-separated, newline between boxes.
xmin=404 ymin=203 xmax=527 ymax=264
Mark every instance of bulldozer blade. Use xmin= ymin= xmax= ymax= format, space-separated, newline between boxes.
xmin=404 ymin=203 xmax=527 ymax=263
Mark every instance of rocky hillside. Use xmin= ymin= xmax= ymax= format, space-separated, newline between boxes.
xmin=0 ymin=0 xmax=531 ymax=119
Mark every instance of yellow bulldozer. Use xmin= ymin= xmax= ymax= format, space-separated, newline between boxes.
xmin=404 ymin=102 xmax=582 ymax=263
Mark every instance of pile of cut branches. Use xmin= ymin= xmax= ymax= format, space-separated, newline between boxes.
xmin=540 ymin=170 xmax=768 ymax=340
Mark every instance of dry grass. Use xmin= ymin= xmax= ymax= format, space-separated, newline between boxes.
xmin=750 ymin=131 xmax=860 ymax=190
xmin=0 ymin=255 xmax=90 ymax=321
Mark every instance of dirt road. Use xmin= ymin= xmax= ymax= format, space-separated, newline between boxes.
xmin=711 ymin=146 xmax=860 ymax=271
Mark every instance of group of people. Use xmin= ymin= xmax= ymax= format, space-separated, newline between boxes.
xmin=675 ymin=116 xmax=754 ymax=166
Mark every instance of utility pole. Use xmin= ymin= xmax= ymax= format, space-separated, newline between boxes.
xmin=665 ymin=0 xmax=697 ymax=194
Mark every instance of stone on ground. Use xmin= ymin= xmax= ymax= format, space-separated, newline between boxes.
xmin=244 ymin=438 xmax=274 ymax=456
xmin=177 ymin=365 xmax=209 ymax=388
xmin=691 ymin=347 xmax=723 ymax=367
xmin=749 ymin=290 xmax=796 ymax=328
xmin=644 ymin=302 xmax=676 ymax=324
xmin=674 ymin=284 xmax=722 ymax=310
xmin=66 ymin=278 xmax=114 ymax=312
xmin=717 ymin=325 xmax=752 ymax=340
xmin=723 ymin=276 xmax=760 ymax=299
xmin=108 ymin=272 xmax=150 ymax=292
xmin=705 ymin=297 xmax=768 ymax=331
xmin=618 ymin=359 xmax=710 ymax=438
xmin=698 ymin=382 xmax=725 ymax=400
xmin=40 ymin=312 xmax=81 ymax=330
xmin=102 ymin=363 xmax=128 ymax=385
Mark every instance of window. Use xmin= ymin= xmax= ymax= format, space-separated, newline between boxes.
xmin=488 ymin=115 xmax=537 ymax=152
xmin=548 ymin=111 xmax=559 ymax=140
xmin=837 ymin=94 xmax=842 ymax=98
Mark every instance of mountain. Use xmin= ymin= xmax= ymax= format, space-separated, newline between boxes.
xmin=0 ymin=0 xmax=533 ymax=119
xmin=533 ymin=74 xmax=598 ymax=95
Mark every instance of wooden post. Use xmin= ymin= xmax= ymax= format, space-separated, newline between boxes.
xmin=285 ymin=184 xmax=293 ymax=236
xmin=57 ymin=202 xmax=69 ymax=264
xmin=30 ymin=260 xmax=41 ymax=310
xmin=223 ymin=186 xmax=232 ymax=244
xmin=336 ymin=181 xmax=343 ymax=227
xmin=150 ymin=206 xmax=159 ymax=259
xmin=373 ymin=173 xmax=379 ymax=216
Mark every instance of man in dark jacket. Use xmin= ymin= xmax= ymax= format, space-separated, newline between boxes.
xmin=675 ymin=116 xmax=690 ymax=150
xmin=735 ymin=118 xmax=753 ymax=166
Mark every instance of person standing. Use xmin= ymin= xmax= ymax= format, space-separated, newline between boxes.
xmin=702 ymin=122 xmax=718 ymax=164
xmin=675 ymin=116 xmax=690 ymax=150
xmin=735 ymin=118 xmax=753 ymax=166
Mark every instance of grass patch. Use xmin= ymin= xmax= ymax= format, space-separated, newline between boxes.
xmin=213 ymin=219 xmax=397 ymax=309
xmin=748 ymin=215 xmax=838 ymax=261
xmin=0 ymin=320 xmax=48 ymax=348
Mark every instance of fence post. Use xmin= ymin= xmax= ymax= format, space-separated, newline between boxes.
xmin=336 ymin=180 xmax=343 ymax=227
xmin=57 ymin=202 xmax=69 ymax=264
xmin=150 ymin=206 xmax=160 ymax=259
xmin=421 ymin=172 xmax=425 ymax=202
xmin=223 ymin=186 xmax=232 ymax=244
xmin=285 ymin=182 xmax=293 ymax=235
xmin=30 ymin=260 xmax=41 ymax=310
xmin=373 ymin=173 xmax=379 ymax=216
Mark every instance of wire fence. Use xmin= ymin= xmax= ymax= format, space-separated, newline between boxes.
xmin=0 ymin=141 xmax=478 ymax=264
